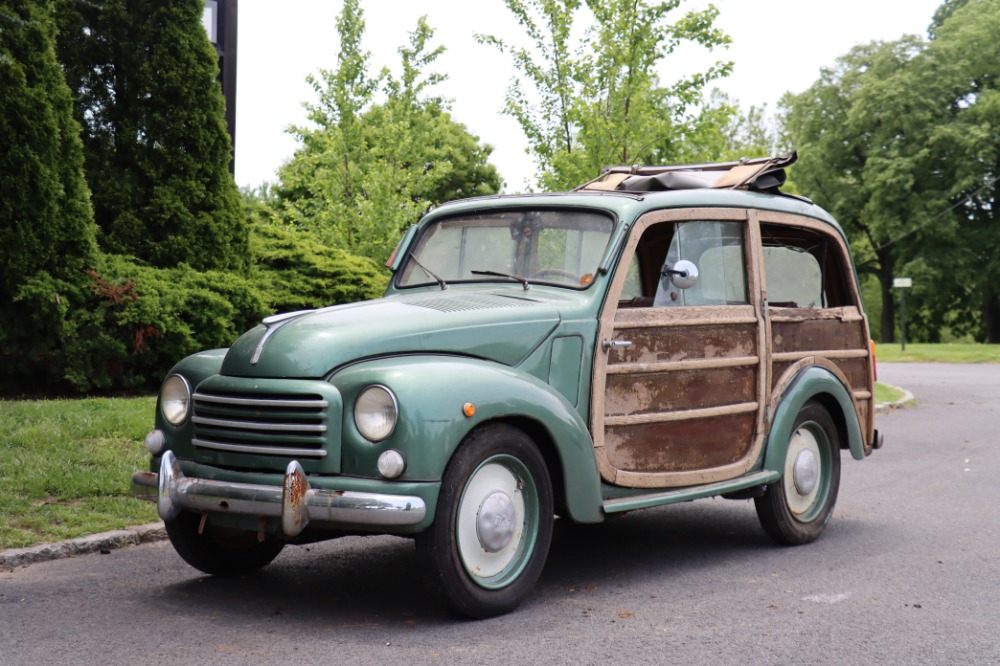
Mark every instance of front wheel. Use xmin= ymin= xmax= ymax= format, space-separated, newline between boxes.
xmin=755 ymin=401 xmax=841 ymax=545
xmin=417 ymin=424 xmax=554 ymax=618
xmin=164 ymin=511 xmax=285 ymax=576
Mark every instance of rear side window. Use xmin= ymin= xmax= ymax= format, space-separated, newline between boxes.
xmin=761 ymin=224 xmax=853 ymax=308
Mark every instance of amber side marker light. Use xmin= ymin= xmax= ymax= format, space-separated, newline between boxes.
xmin=463 ymin=403 xmax=476 ymax=417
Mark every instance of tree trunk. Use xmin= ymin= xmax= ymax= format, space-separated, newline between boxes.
xmin=984 ymin=286 xmax=1000 ymax=343
xmin=878 ymin=249 xmax=895 ymax=344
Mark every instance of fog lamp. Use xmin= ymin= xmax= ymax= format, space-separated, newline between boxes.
xmin=144 ymin=429 xmax=166 ymax=454
xmin=377 ymin=450 xmax=406 ymax=479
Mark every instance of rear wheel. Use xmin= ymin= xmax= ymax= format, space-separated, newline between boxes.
xmin=417 ymin=424 xmax=554 ymax=618
xmin=755 ymin=401 xmax=841 ymax=545
xmin=164 ymin=511 xmax=285 ymax=576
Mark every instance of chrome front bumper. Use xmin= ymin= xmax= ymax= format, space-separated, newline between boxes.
xmin=132 ymin=450 xmax=427 ymax=538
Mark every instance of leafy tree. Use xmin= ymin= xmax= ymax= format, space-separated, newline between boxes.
xmin=275 ymin=2 xmax=501 ymax=263
xmin=780 ymin=37 xmax=955 ymax=342
xmin=0 ymin=0 xmax=99 ymax=392
xmin=784 ymin=0 xmax=1000 ymax=343
xmin=478 ymin=0 xmax=732 ymax=190
xmin=689 ymin=90 xmax=780 ymax=164
xmin=919 ymin=0 xmax=1000 ymax=342
xmin=54 ymin=0 xmax=247 ymax=271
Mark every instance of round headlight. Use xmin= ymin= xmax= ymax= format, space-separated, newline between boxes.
xmin=354 ymin=385 xmax=398 ymax=442
xmin=160 ymin=375 xmax=191 ymax=426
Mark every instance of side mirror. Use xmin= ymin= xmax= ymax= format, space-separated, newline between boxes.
xmin=662 ymin=259 xmax=699 ymax=290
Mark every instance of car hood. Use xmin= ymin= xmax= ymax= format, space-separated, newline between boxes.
xmin=220 ymin=290 xmax=566 ymax=378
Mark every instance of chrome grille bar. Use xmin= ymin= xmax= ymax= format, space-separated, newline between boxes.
xmin=192 ymin=390 xmax=329 ymax=458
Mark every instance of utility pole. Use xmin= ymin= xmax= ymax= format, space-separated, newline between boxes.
xmin=203 ymin=0 xmax=238 ymax=173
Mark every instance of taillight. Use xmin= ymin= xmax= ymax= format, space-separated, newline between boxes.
xmin=870 ymin=340 xmax=877 ymax=381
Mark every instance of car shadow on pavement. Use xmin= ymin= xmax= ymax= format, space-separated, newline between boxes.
xmin=150 ymin=498 xmax=876 ymax=625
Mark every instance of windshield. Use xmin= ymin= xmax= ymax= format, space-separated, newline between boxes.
xmin=397 ymin=209 xmax=616 ymax=289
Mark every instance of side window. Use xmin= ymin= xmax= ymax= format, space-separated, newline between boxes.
xmin=761 ymin=224 xmax=853 ymax=308
xmin=653 ymin=221 xmax=748 ymax=307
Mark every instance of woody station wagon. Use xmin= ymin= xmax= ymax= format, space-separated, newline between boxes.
xmin=133 ymin=152 xmax=884 ymax=617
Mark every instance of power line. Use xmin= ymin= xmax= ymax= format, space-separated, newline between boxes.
xmin=875 ymin=174 xmax=1000 ymax=252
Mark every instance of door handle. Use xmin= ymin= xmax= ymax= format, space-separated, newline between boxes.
xmin=602 ymin=339 xmax=633 ymax=352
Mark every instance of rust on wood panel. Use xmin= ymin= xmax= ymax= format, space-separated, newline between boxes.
xmin=770 ymin=357 xmax=869 ymax=392
xmin=771 ymin=318 xmax=865 ymax=354
xmin=607 ymin=324 xmax=757 ymax=365
xmin=605 ymin=367 xmax=756 ymax=417
xmin=604 ymin=413 xmax=755 ymax=473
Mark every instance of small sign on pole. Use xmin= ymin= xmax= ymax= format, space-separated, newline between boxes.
xmin=894 ymin=277 xmax=913 ymax=350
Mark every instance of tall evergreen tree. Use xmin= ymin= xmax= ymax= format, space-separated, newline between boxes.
xmin=54 ymin=0 xmax=246 ymax=271
xmin=0 ymin=0 xmax=98 ymax=392
xmin=0 ymin=0 xmax=96 ymax=300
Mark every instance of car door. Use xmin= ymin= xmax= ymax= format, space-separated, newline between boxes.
xmin=591 ymin=208 xmax=768 ymax=488
xmin=753 ymin=210 xmax=876 ymax=448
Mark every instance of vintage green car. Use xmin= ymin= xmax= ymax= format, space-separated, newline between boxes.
xmin=133 ymin=153 xmax=883 ymax=617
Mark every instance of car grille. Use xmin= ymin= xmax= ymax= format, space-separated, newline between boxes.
xmin=191 ymin=390 xmax=330 ymax=458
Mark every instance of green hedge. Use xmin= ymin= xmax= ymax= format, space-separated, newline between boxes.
xmin=1 ymin=222 xmax=387 ymax=396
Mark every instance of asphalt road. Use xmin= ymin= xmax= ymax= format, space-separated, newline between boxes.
xmin=2 ymin=363 xmax=998 ymax=665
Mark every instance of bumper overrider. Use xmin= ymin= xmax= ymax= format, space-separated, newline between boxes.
xmin=132 ymin=450 xmax=427 ymax=538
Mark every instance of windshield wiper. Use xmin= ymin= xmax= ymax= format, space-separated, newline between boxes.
xmin=409 ymin=252 xmax=447 ymax=290
xmin=471 ymin=270 xmax=531 ymax=291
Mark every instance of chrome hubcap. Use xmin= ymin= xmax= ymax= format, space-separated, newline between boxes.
xmin=793 ymin=449 xmax=819 ymax=495
xmin=457 ymin=460 xmax=527 ymax=581
xmin=784 ymin=426 xmax=823 ymax=516
xmin=477 ymin=491 xmax=517 ymax=553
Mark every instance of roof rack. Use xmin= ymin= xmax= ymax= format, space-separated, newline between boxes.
xmin=574 ymin=151 xmax=797 ymax=194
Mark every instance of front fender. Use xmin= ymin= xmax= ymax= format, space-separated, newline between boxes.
xmin=763 ymin=364 xmax=865 ymax=473
xmin=330 ymin=355 xmax=604 ymax=523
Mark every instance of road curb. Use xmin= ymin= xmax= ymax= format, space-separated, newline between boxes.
xmin=875 ymin=383 xmax=915 ymax=414
xmin=0 ymin=522 xmax=166 ymax=569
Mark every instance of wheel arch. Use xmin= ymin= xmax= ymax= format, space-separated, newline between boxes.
xmin=490 ymin=415 xmax=570 ymax=520
xmin=331 ymin=356 xmax=605 ymax=524
xmin=763 ymin=361 xmax=866 ymax=473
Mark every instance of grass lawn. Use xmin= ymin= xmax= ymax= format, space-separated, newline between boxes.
xmin=0 ymin=396 xmax=157 ymax=550
xmin=874 ymin=382 xmax=907 ymax=404
xmin=875 ymin=342 xmax=1000 ymax=364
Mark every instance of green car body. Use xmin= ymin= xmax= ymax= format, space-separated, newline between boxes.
xmin=135 ymin=160 xmax=882 ymax=617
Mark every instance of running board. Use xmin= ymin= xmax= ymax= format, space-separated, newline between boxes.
xmin=602 ymin=470 xmax=780 ymax=514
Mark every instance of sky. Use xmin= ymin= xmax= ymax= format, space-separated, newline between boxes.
xmin=232 ymin=0 xmax=944 ymax=192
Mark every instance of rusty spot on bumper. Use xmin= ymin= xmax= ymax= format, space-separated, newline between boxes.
xmin=281 ymin=460 xmax=311 ymax=538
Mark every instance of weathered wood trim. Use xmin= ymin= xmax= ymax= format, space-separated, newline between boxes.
xmin=853 ymin=390 xmax=872 ymax=400
xmin=766 ymin=356 xmax=860 ymax=427
xmin=745 ymin=214 xmax=769 ymax=478
xmin=607 ymin=458 xmax=759 ymax=489
xmin=631 ymin=207 xmax=748 ymax=226
xmin=614 ymin=305 xmax=757 ymax=329
xmin=605 ymin=401 xmax=759 ymax=427
xmin=607 ymin=355 xmax=759 ymax=375
xmin=770 ymin=306 xmax=865 ymax=323
xmin=772 ymin=349 xmax=870 ymax=363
